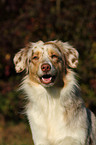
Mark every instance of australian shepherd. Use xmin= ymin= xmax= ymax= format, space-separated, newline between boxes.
xmin=14 ymin=40 xmax=96 ymax=145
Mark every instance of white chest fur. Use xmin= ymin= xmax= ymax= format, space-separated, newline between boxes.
xmin=22 ymin=77 xmax=87 ymax=145
xmin=26 ymin=84 xmax=66 ymax=142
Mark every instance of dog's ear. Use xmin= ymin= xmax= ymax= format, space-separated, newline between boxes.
xmin=63 ymin=42 xmax=79 ymax=68
xmin=55 ymin=41 xmax=79 ymax=68
xmin=13 ymin=48 xmax=28 ymax=73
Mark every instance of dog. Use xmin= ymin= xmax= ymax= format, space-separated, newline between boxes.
xmin=14 ymin=40 xmax=96 ymax=145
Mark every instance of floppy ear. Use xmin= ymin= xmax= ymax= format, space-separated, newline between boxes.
xmin=13 ymin=48 xmax=28 ymax=73
xmin=55 ymin=41 xmax=79 ymax=68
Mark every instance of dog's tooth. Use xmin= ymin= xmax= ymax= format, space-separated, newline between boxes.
xmin=42 ymin=77 xmax=52 ymax=84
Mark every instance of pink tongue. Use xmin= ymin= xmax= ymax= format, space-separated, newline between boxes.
xmin=42 ymin=77 xmax=52 ymax=84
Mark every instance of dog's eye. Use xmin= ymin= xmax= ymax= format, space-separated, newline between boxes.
xmin=32 ymin=55 xmax=39 ymax=60
xmin=51 ymin=54 xmax=58 ymax=59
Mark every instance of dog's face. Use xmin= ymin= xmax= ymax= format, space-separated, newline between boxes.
xmin=14 ymin=40 xmax=79 ymax=87
xmin=28 ymin=41 xmax=64 ymax=87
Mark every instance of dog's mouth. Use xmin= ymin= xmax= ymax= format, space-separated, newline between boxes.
xmin=40 ymin=74 xmax=56 ymax=84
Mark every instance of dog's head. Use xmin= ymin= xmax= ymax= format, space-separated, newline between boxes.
xmin=14 ymin=40 xmax=79 ymax=87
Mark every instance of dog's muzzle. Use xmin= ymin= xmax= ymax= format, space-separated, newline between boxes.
xmin=38 ymin=62 xmax=57 ymax=86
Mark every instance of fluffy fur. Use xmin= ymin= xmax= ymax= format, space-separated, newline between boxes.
xmin=14 ymin=40 xmax=96 ymax=145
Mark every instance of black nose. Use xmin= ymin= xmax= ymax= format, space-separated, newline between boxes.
xmin=41 ymin=63 xmax=51 ymax=73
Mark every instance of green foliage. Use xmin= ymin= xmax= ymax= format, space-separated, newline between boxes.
xmin=0 ymin=0 xmax=96 ymax=121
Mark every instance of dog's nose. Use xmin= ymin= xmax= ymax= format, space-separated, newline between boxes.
xmin=41 ymin=63 xmax=51 ymax=72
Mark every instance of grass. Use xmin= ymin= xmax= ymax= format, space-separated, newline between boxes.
xmin=0 ymin=143 xmax=32 ymax=145
xmin=0 ymin=121 xmax=34 ymax=145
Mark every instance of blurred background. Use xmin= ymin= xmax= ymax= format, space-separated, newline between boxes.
xmin=0 ymin=0 xmax=96 ymax=144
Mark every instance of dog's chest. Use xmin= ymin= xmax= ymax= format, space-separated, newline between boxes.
xmin=26 ymin=87 xmax=72 ymax=141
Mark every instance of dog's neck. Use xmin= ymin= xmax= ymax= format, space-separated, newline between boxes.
xmin=21 ymin=69 xmax=84 ymax=109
